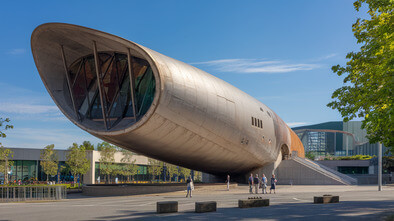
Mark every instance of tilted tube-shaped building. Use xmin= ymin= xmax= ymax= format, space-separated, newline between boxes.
xmin=31 ymin=23 xmax=304 ymax=176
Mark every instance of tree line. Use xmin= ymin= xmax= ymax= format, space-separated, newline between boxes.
xmin=1 ymin=138 xmax=198 ymax=185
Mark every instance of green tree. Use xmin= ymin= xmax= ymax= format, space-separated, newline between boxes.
xmin=179 ymin=167 xmax=191 ymax=181
xmin=81 ymin=141 xmax=95 ymax=151
xmin=328 ymin=0 xmax=393 ymax=153
xmin=0 ymin=118 xmax=13 ymax=146
xmin=121 ymin=150 xmax=138 ymax=182
xmin=110 ymin=164 xmax=122 ymax=182
xmin=305 ymin=152 xmax=316 ymax=161
xmin=166 ymin=163 xmax=178 ymax=182
xmin=66 ymin=143 xmax=91 ymax=187
xmin=148 ymin=159 xmax=163 ymax=182
xmin=0 ymin=147 xmax=14 ymax=185
xmin=194 ymin=171 xmax=202 ymax=182
xmin=98 ymin=142 xmax=116 ymax=183
xmin=40 ymin=144 xmax=59 ymax=182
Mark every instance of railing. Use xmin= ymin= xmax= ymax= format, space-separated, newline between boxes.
xmin=0 ymin=186 xmax=67 ymax=202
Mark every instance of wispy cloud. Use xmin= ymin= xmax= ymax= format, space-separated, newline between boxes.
xmin=310 ymin=53 xmax=338 ymax=62
xmin=0 ymin=103 xmax=59 ymax=114
xmin=321 ymin=53 xmax=338 ymax=60
xmin=0 ymin=83 xmax=65 ymax=121
xmin=7 ymin=49 xmax=26 ymax=55
xmin=286 ymin=122 xmax=309 ymax=127
xmin=2 ymin=127 xmax=101 ymax=149
xmin=191 ymin=58 xmax=320 ymax=74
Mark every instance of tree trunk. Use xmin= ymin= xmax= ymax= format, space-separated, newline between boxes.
xmin=73 ymin=174 xmax=77 ymax=187
xmin=4 ymin=159 xmax=8 ymax=185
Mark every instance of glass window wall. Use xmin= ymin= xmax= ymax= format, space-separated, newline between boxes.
xmin=67 ymin=52 xmax=155 ymax=130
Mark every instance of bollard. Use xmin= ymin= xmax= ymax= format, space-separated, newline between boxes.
xmin=314 ymin=195 xmax=339 ymax=204
xmin=239 ymin=199 xmax=269 ymax=208
xmin=195 ymin=201 xmax=217 ymax=213
xmin=157 ymin=201 xmax=178 ymax=213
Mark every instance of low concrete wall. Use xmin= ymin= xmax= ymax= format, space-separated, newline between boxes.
xmin=349 ymin=174 xmax=391 ymax=185
xmin=317 ymin=160 xmax=370 ymax=170
xmin=82 ymin=183 xmax=237 ymax=196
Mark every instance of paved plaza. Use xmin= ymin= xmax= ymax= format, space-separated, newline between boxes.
xmin=0 ymin=185 xmax=393 ymax=221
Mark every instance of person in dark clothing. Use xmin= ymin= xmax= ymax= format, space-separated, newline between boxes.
xmin=270 ymin=174 xmax=277 ymax=194
xmin=248 ymin=173 xmax=254 ymax=194
xmin=253 ymin=174 xmax=260 ymax=194
xmin=186 ymin=176 xmax=193 ymax=197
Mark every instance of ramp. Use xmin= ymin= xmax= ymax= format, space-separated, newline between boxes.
xmin=276 ymin=156 xmax=357 ymax=185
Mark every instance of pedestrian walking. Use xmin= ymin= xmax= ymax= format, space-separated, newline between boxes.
xmin=226 ymin=174 xmax=230 ymax=191
xmin=248 ymin=173 xmax=254 ymax=194
xmin=186 ymin=176 xmax=193 ymax=197
xmin=270 ymin=174 xmax=277 ymax=194
xmin=261 ymin=174 xmax=267 ymax=194
xmin=253 ymin=174 xmax=260 ymax=194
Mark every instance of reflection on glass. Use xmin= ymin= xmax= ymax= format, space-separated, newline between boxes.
xmin=67 ymin=52 xmax=155 ymax=130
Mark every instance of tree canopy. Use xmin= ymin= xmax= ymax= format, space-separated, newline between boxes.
xmin=121 ymin=150 xmax=138 ymax=182
xmin=0 ymin=147 xmax=13 ymax=184
xmin=98 ymin=142 xmax=116 ymax=183
xmin=66 ymin=143 xmax=91 ymax=185
xmin=81 ymin=141 xmax=95 ymax=151
xmin=179 ymin=167 xmax=191 ymax=181
xmin=0 ymin=118 xmax=13 ymax=146
xmin=328 ymin=0 xmax=393 ymax=153
xmin=40 ymin=144 xmax=59 ymax=181
xmin=166 ymin=163 xmax=178 ymax=182
xmin=148 ymin=159 xmax=163 ymax=182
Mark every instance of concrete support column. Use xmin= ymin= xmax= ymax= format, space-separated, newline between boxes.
xmin=83 ymin=151 xmax=95 ymax=185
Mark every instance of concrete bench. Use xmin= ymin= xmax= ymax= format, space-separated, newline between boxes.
xmin=157 ymin=201 xmax=178 ymax=213
xmin=239 ymin=199 xmax=269 ymax=208
xmin=195 ymin=201 xmax=217 ymax=213
xmin=314 ymin=195 xmax=339 ymax=204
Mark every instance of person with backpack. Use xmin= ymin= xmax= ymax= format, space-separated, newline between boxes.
xmin=253 ymin=174 xmax=260 ymax=194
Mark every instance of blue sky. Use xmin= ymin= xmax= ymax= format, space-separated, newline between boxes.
xmin=0 ymin=0 xmax=366 ymax=149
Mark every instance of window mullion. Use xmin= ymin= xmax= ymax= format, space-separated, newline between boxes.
xmin=83 ymin=59 xmax=92 ymax=119
xmin=127 ymin=48 xmax=137 ymax=119
xmin=60 ymin=45 xmax=80 ymax=121
xmin=92 ymin=41 xmax=108 ymax=130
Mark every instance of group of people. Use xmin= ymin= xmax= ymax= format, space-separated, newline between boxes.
xmin=185 ymin=173 xmax=277 ymax=197
xmin=248 ymin=173 xmax=277 ymax=194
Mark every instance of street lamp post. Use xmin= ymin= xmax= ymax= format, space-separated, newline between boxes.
xmin=378 ymin=142 xmax=382 ymax=191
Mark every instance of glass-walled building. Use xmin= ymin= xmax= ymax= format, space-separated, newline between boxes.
xmin=292 ymin=121 xmax=390 ymax=157
xmin=0 ymin=148 xmax=151 ymax=184
xmin=0 ymin=147 xmax=197 ymax=184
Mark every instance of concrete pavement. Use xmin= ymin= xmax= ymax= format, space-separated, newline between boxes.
xmin=0 ymin=185 xmax=393 ymax=220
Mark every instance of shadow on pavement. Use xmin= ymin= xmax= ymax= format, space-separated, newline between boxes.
xmin=91 ymin=200 xmax=394 ymax=221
